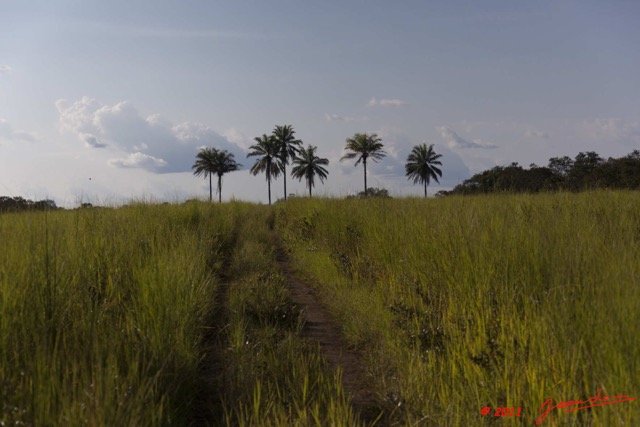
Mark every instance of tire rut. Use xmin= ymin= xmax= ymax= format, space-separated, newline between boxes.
xmin=189 ymin=222 xmax=240 ymax=427
xmin=273 ymin=236 xmax=386 ymax=426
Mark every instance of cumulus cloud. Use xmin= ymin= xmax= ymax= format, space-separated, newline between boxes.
xmin=81 ymin=133 xmax=107 ymax=148
xmin=0 ymin=65 xmax=11 ymax=73
xmin=367 ymin=97 xmax=406 ymax=107
xmin=56 ymin=97 xmax=245 ymax=173
xmin=0 ymin=119 xmax=37 ymax=142
xmin=581 ymin=118 xmax=640 ymax=143
xmin=108 ymin=153 xmax=168 ymax=171
xmin=437 ymin=126 xmax=498 ymax=149
xmin=222 ymin=128 xmax=251 ymax=149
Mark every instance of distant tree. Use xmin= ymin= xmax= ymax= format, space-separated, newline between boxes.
xmin=525 ymin=165 xmax=557 ymax=191
xmin=247 ymin=134 xmax=283 ymax=205
xmin=0 ymin=196 xmax=58 ymax=212
xmin=340 ymin=133 xmax=386 ymax=196
xmin=211 ymin=149 xmax=241 ymax=202
xmin=192 ymin=147 xmax=216 ymax=202
xmin=33 ymin=199 xmax=58 ymax=210
xmin=447 ymin=162 xmax=556 ymax=195
xmin=405 ymin=143 xmax=443 ymax=197
xmin=569 ymin=151 xmax=605 ymax=189
xmin=356 ymin=187 xmax=390 ymax=198
xmin=272 ymin=124 xmax=303 ymax=201
xmin=547 ymin=156 xmax=574 ymax=178
xmin=291 ymin=145 xmax=329 ymax=197
xmin=441 ymin=149 xmax=640 ymax=196
xmin=192 ymin=147 xmax=241 ymax=202
xmin=598 ymin=151 xmax=640 ymax=189
xmin=619 ymin=150 xmax=640 ymax=189
xmin=434 ymin=190 xmax=451 ymax=197
xmin=626 ymin=149 xmax=640 ymax=161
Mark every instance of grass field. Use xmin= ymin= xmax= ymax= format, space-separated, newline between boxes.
xmin=1 ymin=191 xmax=638 ymax=426
xmin=0 ymin=202 xmax=235 ymax=425
xmin=276 ymin=191 xmax=640 ymax=426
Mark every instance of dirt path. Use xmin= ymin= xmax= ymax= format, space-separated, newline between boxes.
xmin=189 ymin=227 xmax=239 ymax=427
xmin=191 ymin=217 xmax=386 ymax=425
xmin=273 ymin=237 xmax=386 ymax=426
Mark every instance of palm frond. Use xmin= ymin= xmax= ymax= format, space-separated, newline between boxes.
xmin=405 ymin=143 xmax=443 ymax=193
xmin=247 ymin=134 xmax=282 ymax=180
xmin=291 ymin=145 xmax=330 ymax=196
xmin=342 ymin=133 xmax=387 ymax=163
xmin=192 ymin=146 xmax=241 ymax=202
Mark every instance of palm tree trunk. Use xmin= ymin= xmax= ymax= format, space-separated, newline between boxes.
xmin=209 ymin=174 xmax=212 ymax=202
xmin=267 ymin=169 xmax=272 ymax=206
xmin=424 ymin=181 xmax=427 ymax=198
xmin=309 ymin=181 xmax=312 ymax=197
xmin=283 ymin=164 xmax=287 ymax=201
xmin=218 ymin=174 xmax=222 ymax=203
xmin=363 ymin=158 xmax=368 ymax=196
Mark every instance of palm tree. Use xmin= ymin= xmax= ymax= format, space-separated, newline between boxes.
xmin=247 ymin=134 xmax=283 ymax=205
xmin=272 ymin=124 xmax=302 ymax=201
xmin=340 ymin=133 xmax=386 ymax=196
xmin=405 ymin=143 xmax=443 ymax=197
xmin=291 ymin=145 xmax=329 ymax=197
xmin=192 ymin=147 xmax=241 ymax=202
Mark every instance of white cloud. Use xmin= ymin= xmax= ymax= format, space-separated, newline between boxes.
xmin=81 ymin=133 xmax=107 ymax=148
xmin=56 ymin=97 xmax=246 ymax=173
xmin=222 ymin=128 xmax=251 ymax=149
xmin=0 ymin=119 xmax=37 ymax=142
xmin=0 ymin=65 xmax=11 ymax=73
xmin=437 ymin=126 xmax=498 ymax=149
xmin=173 ymin=121 xmax=217 ymax=142
xmin=108 ymin=153 xmax=168 ymax=171
xmin=581 ymin=118 xmax=640 ymax=143
xmin=56 ymin=97 xmax=102 ymax=137
xmin=367 ymin=97 xmax=406 ymax=107
xmin=325 ymin=113 xmax=353 ymax=122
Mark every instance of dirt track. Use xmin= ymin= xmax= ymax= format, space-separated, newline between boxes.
xmin=274 ymin=238 xmax=385 ymax=426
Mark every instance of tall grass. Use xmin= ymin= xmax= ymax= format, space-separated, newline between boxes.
xmin=276 ymin=191 xmax=640 ymax=426
xmin=0 ymin=202 xmax=233 ymax=425
xmin=3 ymin=192 xmax=637 ymax=425
xmin=216 ymin=204 xmax=360 ymax=426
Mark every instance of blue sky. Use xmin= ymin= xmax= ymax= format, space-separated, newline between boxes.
xmin=1 ymin=0 xmax=639 ymax=206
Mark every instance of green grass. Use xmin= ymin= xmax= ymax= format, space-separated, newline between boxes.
xmin=275 ymin=191 xmax=640 ymax=426
xmin=215 ymin=203 xmax=359 ymax=426
xmin=0 ymin=202 xmax=234 ymax=426
xmin=2 ymin=191 xmax=638 ymax=426
xmin=0 ymin=201 xmax=359 ymax=426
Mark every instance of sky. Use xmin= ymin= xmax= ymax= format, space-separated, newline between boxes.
xmin=1 ymin=0 xmax=639 ymax=207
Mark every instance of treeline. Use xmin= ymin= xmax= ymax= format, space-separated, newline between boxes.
xmin=0 ymin=196 xmax=59 ymax=213
xmin=438 ymin=150 xmax=640 ymax=196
